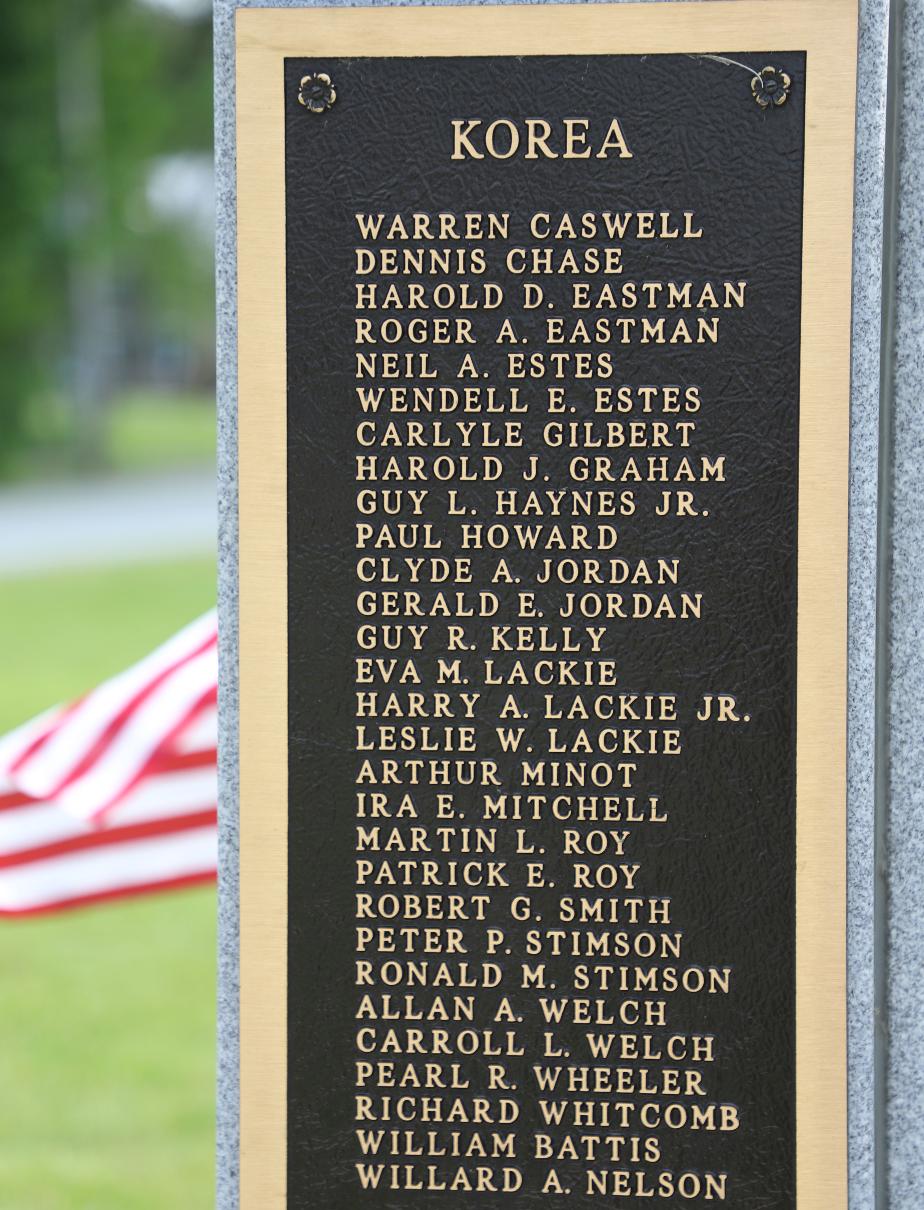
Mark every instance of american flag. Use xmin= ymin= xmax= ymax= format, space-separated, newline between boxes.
xmin=0 ymin=612 xmax=218 ymax=916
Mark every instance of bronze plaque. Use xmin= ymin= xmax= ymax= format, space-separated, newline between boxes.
xmin=236 ymin=4 xmax=857 ymax=1207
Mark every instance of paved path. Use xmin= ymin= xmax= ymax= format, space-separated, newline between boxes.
xmin=0 ymin=470 xmax=217 ymax=576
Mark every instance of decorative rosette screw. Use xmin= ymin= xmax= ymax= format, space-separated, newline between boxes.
xmin=298 ymin=73 xmax=336 ymax=113
xmin=751 ymin=66 xmax=791 ymax=109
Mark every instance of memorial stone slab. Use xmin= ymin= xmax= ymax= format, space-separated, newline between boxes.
xmin=212 ymin=1 xmax=922 ymax=1206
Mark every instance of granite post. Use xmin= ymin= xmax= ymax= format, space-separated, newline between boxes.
xmin=213 ymin=2 xmax=921 ymax=1205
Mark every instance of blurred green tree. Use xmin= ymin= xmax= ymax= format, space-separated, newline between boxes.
xmin=0 ymin=0 xmax=213 ymax=471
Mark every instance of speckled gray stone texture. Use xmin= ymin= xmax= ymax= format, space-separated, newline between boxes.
xmin=887 ymin=0 xmax=924 ymax=1204
xmin=214 ymin=0 xmax=240 ymax=1196
xmin=850 ymin=3 xmax=891 ymax=1207
xmin=213 ymin=3 xmax=887 ymax=1207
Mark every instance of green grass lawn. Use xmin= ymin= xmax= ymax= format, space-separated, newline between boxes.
xmin=0 ymin=558 xmax=216 ymax=731
xmin=0 ymin=557 xmax=218 ymax=1209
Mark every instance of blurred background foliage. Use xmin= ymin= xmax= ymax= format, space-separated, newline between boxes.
xmin=0 ymin=2 xmax=218 ymax=1206
xmin=0 ymin=0 xmax=214 ymax=477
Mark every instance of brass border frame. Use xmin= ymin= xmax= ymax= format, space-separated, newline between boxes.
xmin=236 ymin=3 xmax=857 ymax=1204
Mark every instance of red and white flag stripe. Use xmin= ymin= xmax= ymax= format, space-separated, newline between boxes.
xmin=0 ymin=613 xmax=218 ymax=916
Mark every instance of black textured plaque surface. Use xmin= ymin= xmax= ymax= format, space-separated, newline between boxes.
xmin=285 ymin=52 xmax=805 ymax=1210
